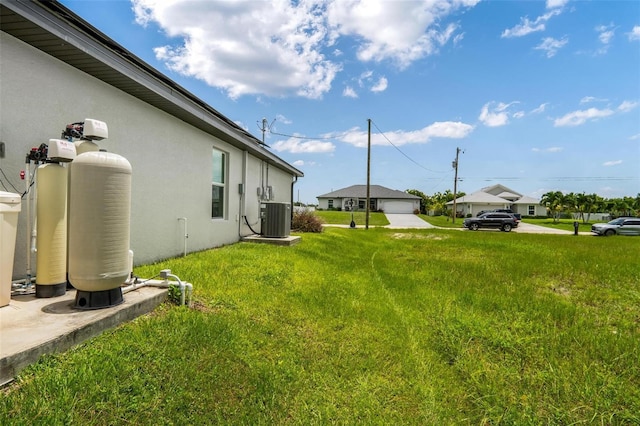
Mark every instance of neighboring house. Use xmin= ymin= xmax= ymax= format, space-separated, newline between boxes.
xmin=1 ymin=1 xmax=303 ymax=280
xmin=446 ymin=184 xmax=546 ymax=217
xmin=317 ymin=185 xmax=420 ymax=214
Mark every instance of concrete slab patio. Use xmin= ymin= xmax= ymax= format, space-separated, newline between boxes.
xmin=0 ymin=286 xmax=167 ymax=386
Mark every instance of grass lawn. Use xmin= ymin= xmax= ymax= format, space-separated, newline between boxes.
xmin=314 ymin=210 xmax=390 ymax=226
xmin=2 ymin=228 xmax=639 ymax=424
xmin=525 ymin=218 xmax=598 ymax=233
xmin=419 ymin=214 xmax=463 ymax=228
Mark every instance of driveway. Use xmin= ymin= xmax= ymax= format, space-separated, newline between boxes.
xmin=512 ymin=222 xmax=573 ymax=234
xmin=385 ymin=214 xmax=435 ymax=229
xmin=384 ymin=214 xmax=580 ymax=234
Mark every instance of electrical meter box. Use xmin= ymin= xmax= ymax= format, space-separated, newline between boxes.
xmin=260 ymin=202 xmax=291 ymax=238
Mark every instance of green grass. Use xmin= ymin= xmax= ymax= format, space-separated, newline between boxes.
xmin=2 ymin=229 xmax=639 ymax=424
xmin=419 ymin=214 xmax=464 ymax=228
xmin=524 ymin=218 xmax=597 ymax=232
xmin=314 ymin=210 xmax=390 ymax=226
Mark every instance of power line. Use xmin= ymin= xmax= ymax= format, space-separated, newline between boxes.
xmin=466 ymin=176 xmax=638 ymax=182
xmin=369 ymin=120 xmax=449 ymax=174
xmin=268 ymin=129 xmax=354 ymax=141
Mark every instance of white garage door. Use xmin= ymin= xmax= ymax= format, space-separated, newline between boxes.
xmin=383 ymin=201 xmax=414 ymax=214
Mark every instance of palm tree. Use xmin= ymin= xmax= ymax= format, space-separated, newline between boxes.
xmin=540 ymin=191 xmax=564 ymax=223
xmin=575 ymin=192 xmax=598 ymax=223
xmin=563 ymin=192 xmax=578 ymax=219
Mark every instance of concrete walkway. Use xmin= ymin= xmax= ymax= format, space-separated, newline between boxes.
xmin=384 ymin=213 xmax=435 ymax=229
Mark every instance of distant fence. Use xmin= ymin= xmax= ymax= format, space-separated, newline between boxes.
xmin=294 ymin=206 xmax=316 ymax=213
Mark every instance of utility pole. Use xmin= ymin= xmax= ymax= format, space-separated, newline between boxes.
xmin=366 ymin=118 xmax=371 ymax=230
xmin=452 ymin=147 xmax=462 ymax=224
xmin=257 ymin=117 xmax=275 ymax=145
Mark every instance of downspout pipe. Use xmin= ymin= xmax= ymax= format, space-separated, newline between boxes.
xmin=239 ymin=150 xmax=248 ymax=237
xmin=291 ymin=175 xmax=298 ymax=221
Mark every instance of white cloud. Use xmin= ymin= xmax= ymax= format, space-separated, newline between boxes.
xmin=513 ymin=111 xmax=525 ymax=119
xmin=630 ymin=133 xmax=640 ymax=140
xmin=603 ymin=160 xmax=623 ymax=167
xmin=546 ymin=0 xmax=569 ymax=8
xmin=532 ymin=146 xmax=563 ymax=153
xmin=327 ymin=1 xmax=479 ymax=69
xmin=333 ymin=121 xmax=474 ymax=148
xmin=501 ymin=8 xmax=562 ymax=38
xmin=292 ymin=160 xmax=305 ymax=167
xmin=554 ymin=101 xmax=637 ymax=126
xmin=554 ymin=107 xmax=614 ymax=127
xmin=629 ymin=25 xmax=640 ymax=41
xmin=597 ymin=25 xmax=615 ymax=45
xmin=534 ymin=36 xmax=568 ymax=57
xmin=132 ymin=0 xmax=480 ymax=99
xmin=343 ymin=86 xmax=358 ymax=98
xmin=275 ymin=114 xmax=292 ymax=125
xmin=531 ymin=103 xmax=549 ymax=114
xmin=453 ymin=33 xmax=465 ymax=46
xmin=618 ymin=100 xmax=638 ymax=112
xmin=595 ymin=24 xmax=616 ymax=55
xmin=271 ymin=137 xmax=336 ymax=154
xmin=355 ymin=70 xmax=388 ymax=93
xmin=478 ymin=101 xmax=519 ymax=127
xmin=371 ymin=77 xmax=388 ymax=92
xmin=579 ymin=96 xmax=608 ymax=104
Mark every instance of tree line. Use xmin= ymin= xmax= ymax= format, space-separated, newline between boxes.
xmin=406 ymin=189 xmax=465 ymax=215
xmin=539 ymin=191 xmax=640 ymax=223
xmin=407 ymin=189 xmax=640 ymax=222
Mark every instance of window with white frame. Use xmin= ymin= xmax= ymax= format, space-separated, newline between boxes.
xmin=528 ymin=205 xmax=535 ymax=216
xmin=328 ymin=199 xmax=334 ymax=209
xmin=212 ymin=148 xmax=226 ymax=218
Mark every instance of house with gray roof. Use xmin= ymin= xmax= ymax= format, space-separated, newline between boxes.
xmin=317 ymin=185 xmax=420 ymax=214
xmin=446 ymin=184 xmax=546 ymax=217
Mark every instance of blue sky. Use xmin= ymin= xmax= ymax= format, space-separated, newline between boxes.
xmin=59 ymin=0 xmax=640 ymax=204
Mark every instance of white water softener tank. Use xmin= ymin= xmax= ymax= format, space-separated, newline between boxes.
xmin=0 ymin=191 xmax=21 ymax=308
xmin=68 ymin=151 xmax=132 ymax=309
xmin=35 ymin=163 xmax=69 ymax=298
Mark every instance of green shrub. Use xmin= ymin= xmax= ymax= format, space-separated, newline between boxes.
xmin=292 ymin=210 xmax=324 ymax=232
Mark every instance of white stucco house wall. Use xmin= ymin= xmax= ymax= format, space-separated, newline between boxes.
xmin=0 ymin=1 xmax=303 ymax=280
xmin=446 ymin=184 xmax=546 ymax=217
xmin=317 ymin=185 xmax=420 ymax=214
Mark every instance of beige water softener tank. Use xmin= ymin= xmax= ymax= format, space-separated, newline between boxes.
xmin=68 ymin=151 xmax=132 ymax=309
xmin=35 ymin=163 xmax=68 ymax=298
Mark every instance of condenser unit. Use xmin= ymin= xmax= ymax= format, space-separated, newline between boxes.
xmin=261 ymin=202 xmax=291 ymax=238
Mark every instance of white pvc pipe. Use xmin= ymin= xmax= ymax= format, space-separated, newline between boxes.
xmin=122 ymin=276 xmax=193 ymax=307
xmin=25 ymin=162 xmax=32 ymax=282
xmin=177 ymin=218 xmax=188 ymax=257
xmin=30 ymin=166 xmax=37 ymax=255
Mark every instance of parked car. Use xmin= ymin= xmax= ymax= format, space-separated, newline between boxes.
xmin=591 ymin=217 xmax=640 ymax=236
xmin=464 ymin=212 xmax=519 ymax=232
xmin=476 ymin=209 xmax=521 ymax=220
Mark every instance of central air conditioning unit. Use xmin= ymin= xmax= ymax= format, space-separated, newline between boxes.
xmin=261 ymin=202 xmax=291 ymax=238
